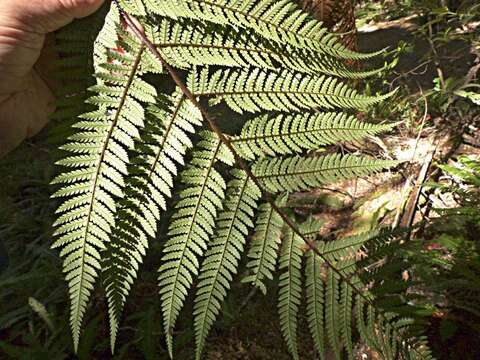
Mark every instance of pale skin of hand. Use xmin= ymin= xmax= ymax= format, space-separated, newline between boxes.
xmin=0 ymin=0 xmax=104 ymax=158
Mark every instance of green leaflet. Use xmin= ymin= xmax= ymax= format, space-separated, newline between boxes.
xmin=340 ymin=281 xmax=354 ymax=359
xmin=305 ymin=250 xmax=326 ymax=360
xmin=277 ymin=217 xmax=323 ymax=359
xmin=154 ymin=18 xmax=279 ymax=70
xmin=102 ymin=92 xmax=202 ymax=351
xmin=52 ymin=19 xmax=156 ymax=351
xmin=326 ymin=270 xmax=342 ymax=359
xmin=149 ymin=18 xmax=384 ymax=78
xmin=193 ymin=170 xmax=261 ymax=359
xmin=253 ymin=153 xmax=398 ymax=193
xmin=190 ymin=67 xmax=395 ymax=114
xmin=319 ymin=230 xmax=382 ymax=263
xmin=143 ymin=0 xmax=382 ymax=60
xmin=242 ymin=195 xmax=286 ymax=294
xmin=120 ymin=0 xmax=147 ymax=15
xmin=157 ymin=131 xmax=234 ymax=357
xmin=278 ymin=226 xmax=304 ymax=360
xmin=232 ymin=112 xmax=396 ymax=159
xmin=304 ymin=252 xmax=364 ymax=360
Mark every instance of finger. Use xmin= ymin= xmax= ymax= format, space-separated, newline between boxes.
xmin=0 ymin=71 xmax=55 ymax=157
xmin=0 ymin=0 xmax=105 ymax=34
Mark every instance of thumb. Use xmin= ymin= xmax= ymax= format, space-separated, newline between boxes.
xmin=1 ymin=0 xmax=105 ymax=34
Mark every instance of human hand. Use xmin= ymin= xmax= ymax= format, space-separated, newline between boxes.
xmin=0 ymin=0 xmax=104 ymax=158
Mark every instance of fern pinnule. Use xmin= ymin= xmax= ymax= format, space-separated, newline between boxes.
xmin=118 ymin=0 xmax=147 ymax=15
xmin=305 ymin=249 xmax=326 ymax=360
xmin=157 ymin=131 xmax=234 ymax=357
xmin=151 ymin=17 xmax=384 ymax=79
xmin=339 ymin=281 xmax=354 ymax=358
xmin=355 ymin=295 xmax=385 ymax=354
xmin=155 ymin=19 xmax=279 ymax=71
xmin=326 ymin=270 xmax=342 ymax=359
xmin=318 ymin=230 xmax=382 ymax=264
xmin=193 ymin=170 xmax=261 ymax=360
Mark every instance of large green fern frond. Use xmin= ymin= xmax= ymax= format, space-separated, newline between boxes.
xmin=49 ymin=1 xmax=434 ymax=358
xmin=193 ymin=170 xmax=261 ymax=359
xmin=102 ymin=91 xmax=202 ymax=351
xmin=241 ymin=196 xmax=286 ymax=294
xmin=51 ymin=18 xmax=156 ymax=350
xmin=157 ymin=131 xmax=234 ymax=356
xmin=232 ymin=112 xmax=396 ymax=159
xmin=253 ymin=153 xmax=398 ymax=193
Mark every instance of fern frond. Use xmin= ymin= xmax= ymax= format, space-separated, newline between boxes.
xmin=303 ymin=228 xmax=423 ymax=360
xmin=253 ymin=153 xmax=398 ymax=193
xmin=149 ymin=18 xmax=384 ymax=79
xmin=157 ymin=131 xmax=234 ymax=357
xmin=103 ymin=92 xmax=202 ymax=351
xmin=232 ymin=112 xmax=395 ymax=159
xmin=278 ymin=226 xmax=304 ymax=360
xmin=52 ymin=19 xmax=155 ymax=350
xmin=143 ymin=0 xmax=382 ymax=60
xmin=242 ymin=196 xmax=286 ymax=294
xmin=305 ymin=249 xmax=326 ymax=360
xmin=319 ymin=230 xmax=381 ymax=263
xmin=193 ymin=170 xmax=261 ymax=359
xmin=49 ymin=2 xmax=433 ymax=358
xmin=191 ymin=68 xmax=394 ymax=114
xmin=119 ymin=0 xmax=147 ymax=15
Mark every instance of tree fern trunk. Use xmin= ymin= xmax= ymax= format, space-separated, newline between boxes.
xmin=301 ymin=0 xmax=358 ymax=51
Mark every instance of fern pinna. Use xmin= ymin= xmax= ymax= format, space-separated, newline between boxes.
xmin=50 ymin=0 xmax=432 ymax=359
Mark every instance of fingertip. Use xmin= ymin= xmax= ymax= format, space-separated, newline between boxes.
xmin=59 ymin=0 xmax=105 ymax=19
xmin=6 ymin=0 xmax=107 ymax=33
